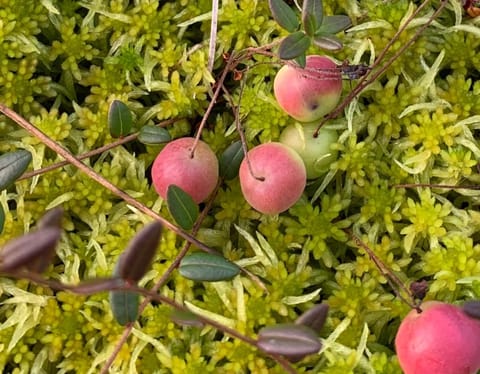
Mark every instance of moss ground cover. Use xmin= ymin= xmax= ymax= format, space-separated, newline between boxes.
xmin=1 ymin=0 xmax=480 ymax=372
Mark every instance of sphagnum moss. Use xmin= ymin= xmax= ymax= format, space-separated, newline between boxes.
xmin=1 ymin=0 xmax=480 ymax=373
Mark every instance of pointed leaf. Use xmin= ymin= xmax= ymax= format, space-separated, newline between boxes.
xmin=37 ymin=207 xmax=64 ymax=229
xmin=166 ymin=185 xmax=199 ymax=230
xmin=295 ymin=303 xmax=329 ymax=332
xmin=312 ymin=34 xmax=343 ymax=51
xmin=257 ymin=324 xmax=322 ymax=362
xmin=219 ymin=141 xmax=244 ymax=180
xmin=0 ymin=205 xmax=4 ymax=234
xmin=294 ymin=54 xmax=307 ymax=69
xmin=116 ymin=221 xmax=162 ymax=282
xmin=179 ymin=252 xmax=240 ymax=282
xmin=463 ymin=300 xmax=480 ymax=319
xmin=268 ymin=0 xmax=299 ymax=32
xmin=294 ymin=54 xmax=306 ymax=68
xmin=0 ymin=150 xmax=32 ymax=191
xmin=170 ymin=309 xmax=204 ymax=327
xmin=108 ymin=100 xmax=133 ymax=138
xmin=0 ymin=227 xmax=61 ymax=273
xmin=302 ymin=0 xmax=323 ymax=36
xmin=316 ymin=15 xmax=352 ymax=34
xmin=278 ymin=31 xmax=310 ymax=60
xmin=109 ymin=289 xmax=139 ymax=325
xmin=138 ymin=125 xmax=171 ymax=145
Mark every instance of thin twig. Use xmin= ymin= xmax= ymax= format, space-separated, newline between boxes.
xmin=314 ymin=0 xmax=449 ymax=134
xmin=345 ymin=229 xmax=421 ymax=312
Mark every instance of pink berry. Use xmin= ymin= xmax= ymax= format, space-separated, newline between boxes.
xmin=151 ymin=137 xmax=219 ymax=203
xmin=273 ymin=55 xmax=343 ymax=123
xmin=239 ymin=142 xmax=306 ymax=214
xmin=395 ymin=301 xmax=480 ymax=374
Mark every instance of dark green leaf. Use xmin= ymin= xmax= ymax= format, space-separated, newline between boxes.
xmin=0 ymin=150 xmax=32 ymax=191
xmin=294 ymin=54 xmax=306 ymax=68
xmin=316 ymin=15 xmax=351 ymax=34
xmin=109 ymin=289 xmax=139 ymax=325
xmin=257 ymin=324 xmax=322 ymax=362
xmin=138 ymin=125 xmax=171 ymax=145
xmin=312 ymin=34 xmax=343 ymax=51
xmin=116 ymin=221 xmax=162 ymax=282
xmin=463 ymin=300 xmax=480 ymax=320
xmin=268 ymin=0 xmax=299 ymax=32
xmin=170 ymin=309 xmax=204 ymax=327
xmin=108 ymin=100 xmax=133 ymax=138
xmin=219 ymin=141 xmax=244 ymax=180
xmin=179 ymin=252 xmax=240 ymax=282
xmin=0 ymin=227 xmax=61 ymax=273
xmin=0 ymin=205 xmax=4 ymax=234
xmin=37 ymin=207 xmax=64 ymax=229
xmin=295 ymin=303 xmax=329 ymax=332
xmin=166 ymin=185 xmax=199 ymax=231
xmin=302 ymin=0 xmax=323 ymax=36
xmin=278 ymin=31 xmax=310 ymax=60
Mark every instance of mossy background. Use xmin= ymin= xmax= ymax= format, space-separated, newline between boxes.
xmin=1 ymin=0 xmax=480 ymax=373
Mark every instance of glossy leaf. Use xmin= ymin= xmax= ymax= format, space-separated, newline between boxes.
xmin=278 ymin=31 xmax=310 ymax=60
xmin=138 ymin=125 xmax=171 ymax=145
xmin=312 ymin=34 xmax=343 ymax=51
xmin=0 ymin=204 xmax=4 ymax=234
xmin=462 ymin=300 xmax=480 ymax=319
xmin=219 ymin=141 xmax=244 ymax=180
xmin=268 ymin=0 xmax=299 ymax=32
xmin=166 ymin=185 xmax=199 ymax=231
xmin=295 ymin=303 xmax=329 ymax=332
xmin=109 ymin=289 xmax=139 ymax=325
xmin=170 ymin=309 xmax=204 ymax=327
xmin=257 ymin=324 xmax=322 ymax=362
xmin=108 ymin=100 xmax=133 ymax=138
xmin=116 ymin=221 xmax=162 ymax=282
xmin=0 ymin=150 xmax=32 ymax=191
xmin=0 ymin=227 xmax=61 ymax=273
xmin=179 ymin=252 xmax=240 ymax=282
xmin=302 ymin=0 xmax=323 ymax=37
xmin=37 ymin=207 xmax=64 ymax=229
xmin=294 ymin=54 xmax=306 ymax=69
xmin=317 ymin=15 xmax=351 ymax=34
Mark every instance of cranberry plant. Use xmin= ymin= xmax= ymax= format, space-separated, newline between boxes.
xmin=1 ymin=0 xmax=480 ymax=373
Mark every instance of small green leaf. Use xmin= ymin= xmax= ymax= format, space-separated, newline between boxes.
xmin=312 ymin=34 xmax=343 ymax=51
xmin=316 ymin=15 xmax=351 ymax=34
xmin=294 ymin=54 xmax=307 ymax=68
xmin=278 ymin=31 xmax=310 ymax=60
xmin=109 ymin=289 xmax=139 ymax=325
xmin=179 ymin=252 xmax=240 ymax=282
xmin=138 ymin=125 xmax=171 ymax=145
xmin=0 ymin=227 xmax=61 ymax=273
xmin=0 ymin=150 xmax=32 ymax=191
xmin=167 ymin=185 xmax=199 ymax=231
xmin=295 ymin=303 xmax=329 ymax=332
xmin=257 ymin=324 xmax=322 ymax=362
xmin=108 ymin=100 xmax=133 ymax=138
xmin=219 ymin=141 xmax=244 ymax=180
xmin=116 ymin=221 xmax=162 ymax=282
xmin=302 ymin=0 xmax=323 ymax=36
xmin=0 ymin=205 xmax=4 ymax=234
xmin=268 ymin=0 xmax=299 ymax=32
xmin=463 ymin=300 xmax=480 ymax=320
